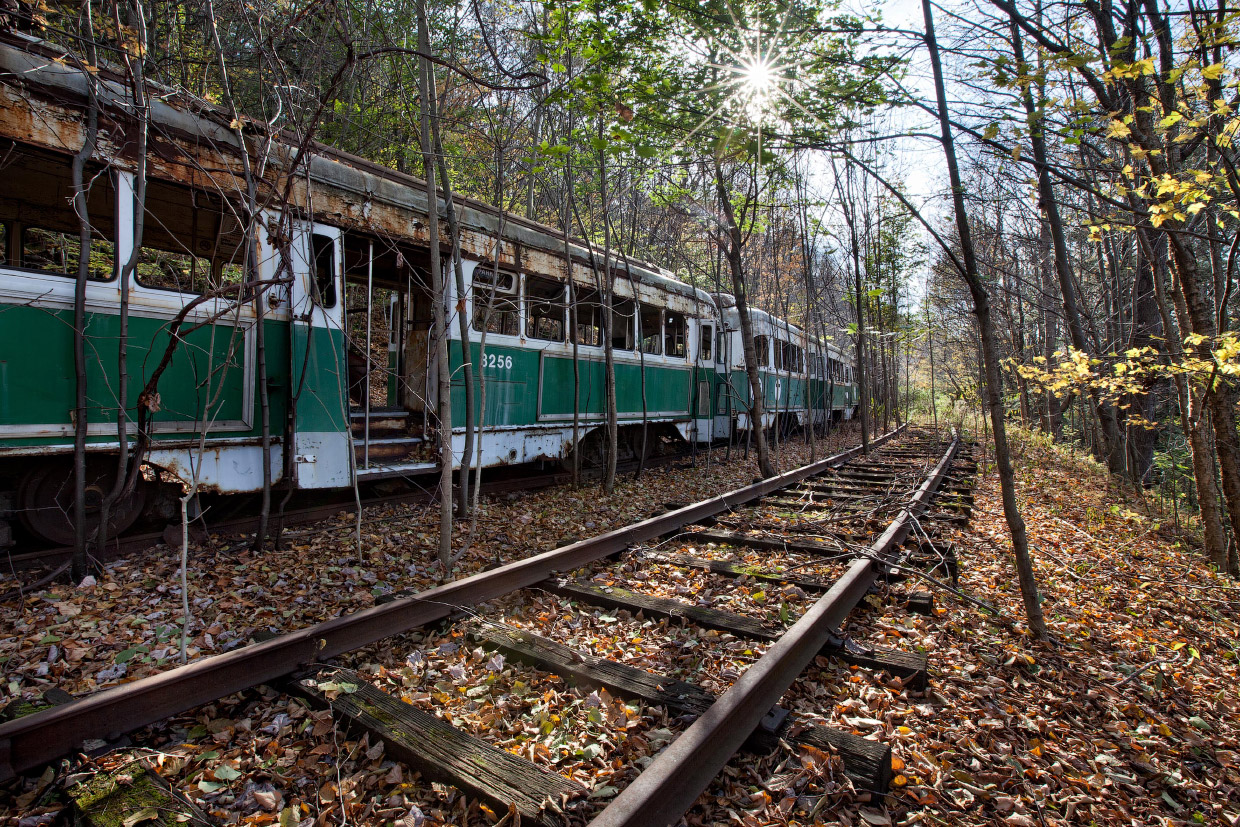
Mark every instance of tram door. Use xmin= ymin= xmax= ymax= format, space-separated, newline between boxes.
xmin=288 ymin=221 xmax=352 ymax=487
xmin=714 ymin=328 xmax=734 ymax=438
xmin=340 ymin=235 xmax=434 ymax=430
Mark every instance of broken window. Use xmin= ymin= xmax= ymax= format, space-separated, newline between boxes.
xmin=572 ymin=286 xmax=604 ymax=347
xmin=664 ymin=310 xmax=687 ymax=358
xmin=134 ymin=180 xmax=250 ymax=295
xmin=311 ymin=234 xmax=338 ymax=307
xmin=526 ymin=275 xmax=566 ymax=342
xmin=639 ymin=303 xmax=662 ymax=355
xmin=611 ymin=298 xmax=635 ymax=350
xmin=788 ymin=343 xmax=804 ymax=373
xmin=472 ymin=269 xmax=519 ymax=336
xmin=700 ymin=324 xmax=713 ymax=362
xmin=22 ymin=227 xmax=115 ymax=281
xmin=753 ymin=335 xmax=770 ymax=368
xmin=0 ymin=149 xmax=117 ymax=281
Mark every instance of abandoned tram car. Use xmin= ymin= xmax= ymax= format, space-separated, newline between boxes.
xmin=0 ymin=35 xmax=857 ymax=547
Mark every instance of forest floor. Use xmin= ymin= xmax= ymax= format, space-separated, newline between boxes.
xmin=800 ymin=428 xmax=1238 ymax=827
xmin=3 ymin=423 xmax=1238 ymax=826
xmin=0 ymin=425 xmax=862 ymax=702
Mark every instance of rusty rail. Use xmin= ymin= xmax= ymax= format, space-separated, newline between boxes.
xmin=0 ymin=426 xmax=905 ymax=781
xmin=588 ymin=429 xmax=959 ymax=827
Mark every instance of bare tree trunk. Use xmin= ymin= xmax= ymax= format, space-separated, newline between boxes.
xmin=1008 ymin=18 xmax=1121 ymax=473
xmin=98 ymin=0 xmax=148 ymax=557
xmin=598 ymin=120 xmax=618 ymax=495
xmin=430 ymin=102 xmax=474 ymax=519
xmin=926 ymin=0 xmax=1046 ymax=638
xmin=714 ymin=158 xmax=775 ymax=478
xmin=69 ymin=62 xmax=100 ymax=581
xmin=416 ymin=0 xmax=453 ymax=571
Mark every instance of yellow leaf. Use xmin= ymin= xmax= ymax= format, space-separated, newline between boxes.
xmin=1201 ymin=63 xmax=1225 ymax=81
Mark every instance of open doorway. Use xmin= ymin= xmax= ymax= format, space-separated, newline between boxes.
xmin=342 ymin=234 xmax=435 ymax=469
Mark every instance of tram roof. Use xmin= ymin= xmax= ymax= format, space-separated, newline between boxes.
xmin=0 ymin=33 xmax=713 ymax=307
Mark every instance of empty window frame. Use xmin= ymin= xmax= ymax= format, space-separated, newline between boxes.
xmin=700 ymin=324 xmax=713 ymax=362
xmin=639 ymin=303 xmax=662 ymax=355
xmin=753 ymin=335 xmax=771 ymax=368
xmin=665 ymin=311 xmax=687 ymax=358
xmin=310 ymin=234 xmax=338 ymax=308
xmin=472 ymin=269 xmax=519 ymax=336
xmin=22 ymin=227 xmax=115 ymax=281
xmin=611 ymin=298 xmax=636 ymax=350
xmin=0 ymin=149 xmax=118 ymax=281
xmin=572 ymin=286 xmax=604 ymax=347
xmin=526 ymin=275 xmax=566 ymax=341
xmin=775 ymin=340 xmax=803 ymax=373
xmin=135 ymin=180 xmax=250 ymax=295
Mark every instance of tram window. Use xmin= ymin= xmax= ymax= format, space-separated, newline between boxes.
xmin=573 ymin=287 xmax=603 ymax=347
xmin=700 ymin=324 xmax=713 ymax=361
xmin=716 ymin=331 xmax=726 ymax=365
xmin=21 ymin=228 xmax=115 ymax=281
xmin=0 ymin=221 xmax=8 ymax=264
xmin=526 ymin=275 xmax=566 ymax=341
xmin=136 ymin=180 xmax=250 ymax=295
xmin=474 ymin=269 xmax=515 ymax=292
xmin=310 ymin=234 xmax=338 ymax=308
xmin=3 ymin=150 xmax=118 ymax=281
xmin=775 ymin=341 xmax=803 ymax=373
xmin=753 ymin=335 xmax=770 ymax=368
xmin=136 ymin=247 xmax=215 ymax=293
xmin=639 ymin=303 xmax=662 ymax=355
xmin=665 ymin=311 xmax=687 ymax=358
xmin=473 ymin=269 xmax=519 ymax=336
xmin=611 ymin=298 xmax=635 ymax=350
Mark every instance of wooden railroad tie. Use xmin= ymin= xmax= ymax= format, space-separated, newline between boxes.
xmin=0 ymin=691 xmax=206 ymax=827
xmin=547 ymin=579 xmax=928 ymax=690
xmin=641 ymin=551 xmax=833 ymax=592
xmin=67 ymin=759 xmax=212 ymax=827
xmin=468 ymin=623 xmax=894 ymax=793
xmin=292 ymin=667 xmax=584 ymax=827
xmin=684 ymin=528 xmax=848 ymax=556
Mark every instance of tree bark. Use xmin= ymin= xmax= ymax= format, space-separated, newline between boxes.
xmin=416 ymin=0 xmax=453 ymax=570
xmin=714 ymin=158 xmax=775 ymax=478
xmin=925 ymin=0 xmax=1046 ymax=638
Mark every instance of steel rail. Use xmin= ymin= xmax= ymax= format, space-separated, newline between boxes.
xmin=589 ymin=428 xmax=959 ymax=827
xmin=0 ymin=426 xmax=906 ymax=780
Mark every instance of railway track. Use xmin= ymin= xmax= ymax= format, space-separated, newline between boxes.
xmin=1 ymin=425 xmax=978 ymax=826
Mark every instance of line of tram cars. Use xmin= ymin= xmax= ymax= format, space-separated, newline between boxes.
xmin=0 ymin=33 xmax=857 ymax=546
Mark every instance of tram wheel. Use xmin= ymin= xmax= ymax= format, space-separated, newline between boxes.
xmin=18 ymin=459 xmax=147 ymax=546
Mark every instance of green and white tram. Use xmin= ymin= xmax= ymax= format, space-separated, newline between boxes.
xmin=0 ymin=32 xmax=856 ymax=547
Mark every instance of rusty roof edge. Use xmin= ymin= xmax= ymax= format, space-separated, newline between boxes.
xmin=0 ymin=34 xmax=712 ymax=307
